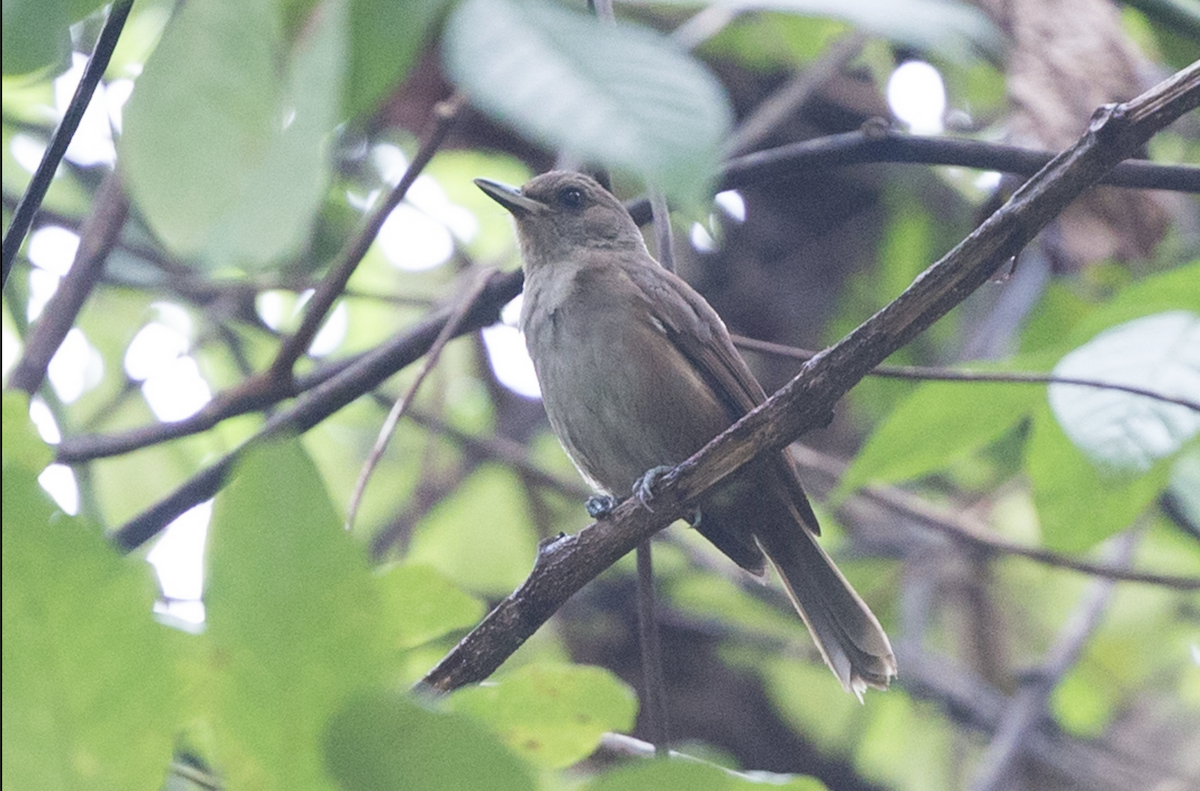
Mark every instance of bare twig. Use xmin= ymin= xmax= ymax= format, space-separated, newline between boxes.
xmin=269 ymin=94 xmax=465 ymax=380
xmin=969 ymin=529 xmax=1140 ymax=791
xmin=418 ymin=62 xmax=1200 ymax=695
xmin=346 ymin=268 xmax=495 ymax=529
xmin=8 ymin=171 xmax=129 ymax=394
xmin=721 ymin=123 xmax=1200 ymax=193
xmin=733 ymin=334 xmax=1200 ymax=413
xmin=1 ymin=0 xmax=134 ymax=288
xmin=792 ymin=445 xmax=1200 ymax=590
xmin=110 ymin=269 xmax=523 ymax=551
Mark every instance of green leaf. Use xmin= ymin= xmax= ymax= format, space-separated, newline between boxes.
xmin=406 ymin=463 xmax=539 ymax=596
xmin=1048 ymin=311 xmax=1200 ymax=472
xmin=667 ymin=569 xmax=799 ymax=642
xmin=346 ymin=0 xmax=449 ymax=119
xmin=204 ymin=437 xmax=390 ymax=791
xmin=2 ymin=391 xmax=53 ymax=472
xmin=1027 ymin=403 xmax=1172 ymax=552
xmin=588 ymin=760 xmax=735 ymax=791
xmin=838 ymin=380 xmax=1039 ymax=495
xmin=652 ymin=0 xmax=1001 ymax=63
xmin=376 ymin=562 xmax=485 ymax=650
xmin=1168 ymin=446 xmax=1200 ymax=528
xmin=448 ymin=663 xmax=637 ymax=769
xmin=2 ymin=466 xmax=178 ymax=791
xmin=2 ymin=0 xmax=69 ymax=76
xmin=324 ymin=692 xmax=534 ymax=791
xmin=1058 ymin=261 xmax=1200 ymax=351
xmin=443 ymin=0 xmax=732 ymax=206
xmin=122 ymin=0 xmax=344 ymax=268
xmin=204 ymin=0 xmax=348 ymax=268
xmin=586 ymin=757 xmax=828 ymax=790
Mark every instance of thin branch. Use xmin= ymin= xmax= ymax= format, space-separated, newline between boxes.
xmin=732 ymin=334 xmax=1200 ymax=413
xmin=8 ymin=171 xmax=129 ymax=394
xmin=791 ymin=445 xmax=1200 ymax=590
xmin=268 ymin=93 xmax=466 ymax=380
xmin=346 ymin=268 xmax=495 ymax=529
xmin=1 ymin=0 xmax=134 ymax=288
xmin=417 ymin=62 xmax=1200 ymax=695
xmin=110 ymin=269 xmax=522 ymax=551
xmin=898 ymin=644 xmax=1183 ymax=791
xmin=970 ymin=529 xmax=1140 ymax=791
xmin=722 ymin=123 xmax=1200 ymax=193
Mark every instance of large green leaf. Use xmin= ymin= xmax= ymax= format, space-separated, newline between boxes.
xmin=838 ymin=380 xmax=1039 ymax=495
xmin=1026 ymin=402 xmax=1172 ymax=553
xmin=448 ymin=663 xmax=637 ymax=769
xmin=376 ymin=562 xmax=485 ymax=650
xmin=653 ymin=0 xmax=1000 ymax=62
xmin=324 ymin=692 xmax=534 ymax=791
xmin=2 ymin=0 xmax=69 ymax=76
xmin=406 ymin=463 xmax=540 ymax=596
xmin=346 ymin=0 xmax=449 ymax=120
xmin=204 ymin=437 xmax=390 ymax=791
xmin=1048 ymin=311 xmax=1200 ymax=472
xmin=2 ymin=453 xmax=178 ymax=790
xmin=122 ymin=0 xmax=344 ymax=268
xmin=443 ymin=0 xmax=732 ymax=206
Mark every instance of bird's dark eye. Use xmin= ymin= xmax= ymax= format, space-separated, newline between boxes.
xmin=559 ymin=187 xmax=584 ymax=208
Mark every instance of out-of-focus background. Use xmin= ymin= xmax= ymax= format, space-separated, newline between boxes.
xmin=3 ymin=1 xmax=1198 ymax=789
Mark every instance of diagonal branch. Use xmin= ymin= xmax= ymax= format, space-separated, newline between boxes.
xmin=1 ymin=0 xmax=134 ymax=288
xmin=418 ymin=61 xmax=1200 ymax=695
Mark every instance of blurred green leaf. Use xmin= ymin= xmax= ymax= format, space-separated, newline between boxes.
xmin=1058 ymin=260 xmax=1200 ymax=350
xmin=346 ymin=0 xmax=449 ymax=120
xmin=406 ymin=463 xmax=539 ymax=596
xmin=1049 ymin=311 xmax=1200 ymax=472
xmin=122 ymin=0 xmax=344 ymax=268
xmin=587 ymin=759 xmax=734 ymax=791
xmin=856 ymin=689 xmax=956 ymax=791
xmin=205 ymin=437 xmax=391 ymax=791
xmin=2 ymin=465 xmax=178 ymax=791
xmin=1027 ymin=402 xmax=1173 ymax=552
xmin=443 ymin=0 xmax=732 ymax=206
xmin=2 ymin=391 xmax=53 ymax=472
xmin=2 ymin=0 xmax=69 ymax=76
xmin=448 ymin=663 xmax=637 ymax=769
xmin=324 ymin=691 xmax=534 ymax=791
xmin=652 ymin=0 xmax=1001 ymax=62
xmin=700 ymin=13 xmax=850 ymax=70
xmin=839 ymin=381 xmax=1039 ymax=495
xmin=376 ymin=562 xmax=485 ymax=650
xmin=1168 ymin=446 xmax=1200 ymax=528
xmin=585 ymin=750 xmax=828 ymax=789
xmin=667 ymin=570 xmax=799 ymax=642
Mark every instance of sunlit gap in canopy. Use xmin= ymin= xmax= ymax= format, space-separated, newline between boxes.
xmin=887 ymin=60 xmax=946 ymax=136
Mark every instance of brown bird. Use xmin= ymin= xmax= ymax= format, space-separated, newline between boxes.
xmin=476 ymin=170 xmax=896 ymax=696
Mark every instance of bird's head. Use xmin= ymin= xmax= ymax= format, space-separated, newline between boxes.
xmin=475 ymin=171 xmax=647 ymax=269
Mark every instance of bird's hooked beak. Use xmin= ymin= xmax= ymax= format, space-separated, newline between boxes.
xmin=474 ymin=178 xmax=546 ymax=216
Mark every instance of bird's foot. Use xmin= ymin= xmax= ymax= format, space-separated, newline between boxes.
xmin=585 ymin=495 xmax=618 ymax=519
xmin=632 ymin=465 xmax=676 ymax=512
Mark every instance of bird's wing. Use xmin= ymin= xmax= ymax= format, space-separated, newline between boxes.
xmin=624 ymin=260 xmax=822 ymax=535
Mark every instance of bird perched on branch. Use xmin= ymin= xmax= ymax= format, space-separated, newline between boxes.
xmin=476 ymin=170 xmax=896 ymax=697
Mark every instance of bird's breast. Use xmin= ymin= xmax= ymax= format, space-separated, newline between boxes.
xmin=521 ymin=265 xmax=731 ymax=495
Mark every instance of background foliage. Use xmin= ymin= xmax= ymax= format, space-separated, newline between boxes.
xmin=3 ymin=0 xmax=1198 ymax=790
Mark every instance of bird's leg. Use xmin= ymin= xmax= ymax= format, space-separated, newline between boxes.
xmin=632 ymin=465 xmax=676 ymax=512
xmin=585 ymin=494 xmax=619 ymax=519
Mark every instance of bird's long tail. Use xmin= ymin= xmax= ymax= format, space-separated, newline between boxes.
xmin=755 ymin=520 xmax=897 ymax=699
